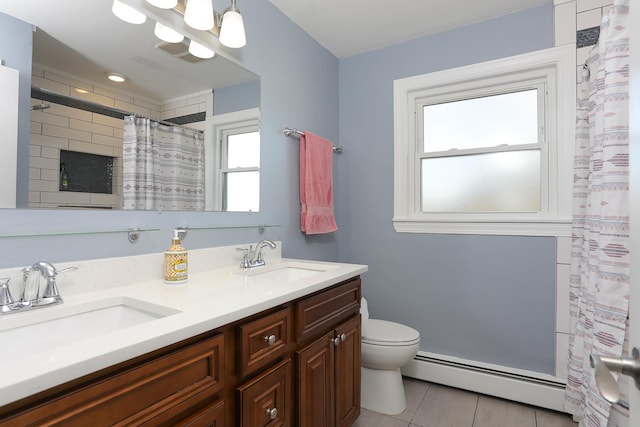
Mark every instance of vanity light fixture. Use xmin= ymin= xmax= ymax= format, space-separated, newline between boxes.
xmin=112 ymin=0 xmax=147 ymax=24
xmin=154 ymin=21 xmax=185 ymax=43
xmin=188 ymin=40 xmax=215 ymax=59
xmin=184 ymin=0 xmax=215 ymax=31
xmin=113 ymin=0 xmax=247 ymax=49
xmin=146 ymin=0 xmax=178 ymax=8
xmin=219 ymin=0 xmax=246 ymax=48
xmin=106 ymin=72 xmax=128 ymax=83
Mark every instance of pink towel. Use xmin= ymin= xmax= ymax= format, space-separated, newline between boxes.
xmin=300 ymin=132 xmax=338 ymax=234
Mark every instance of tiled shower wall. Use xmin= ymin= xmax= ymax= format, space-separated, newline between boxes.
xmin=29 ymin=67 xmax=209 ymax=209
xmin=552 ymin=0 xmax=613 ymax=380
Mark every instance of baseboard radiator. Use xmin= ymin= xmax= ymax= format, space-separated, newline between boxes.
xmin=401 ymin=352 xmax=567 ymax=413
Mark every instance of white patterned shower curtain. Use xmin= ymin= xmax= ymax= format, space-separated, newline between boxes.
xmin=564 ymin=1 xmax=630 ymax=426
xmin=122 ymin=116 xmax=205 ymax=211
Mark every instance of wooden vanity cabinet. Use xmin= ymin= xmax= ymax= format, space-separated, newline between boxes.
xmin=0 ymin=276 xmax=362 ymax=427
xmin=0 ymin=333 xmax=225 ymax=427
xmin=296 ymin=278 xmax=361 ymax=427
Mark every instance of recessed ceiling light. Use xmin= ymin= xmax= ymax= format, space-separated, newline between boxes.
xmin=106 ymin=72 xmax=128 ymax=83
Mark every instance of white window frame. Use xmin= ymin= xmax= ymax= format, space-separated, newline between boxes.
xmin=205 ymin=107 xmax=260 ymax=211
xmin=393 ymin=45 xmax=575 ymax=236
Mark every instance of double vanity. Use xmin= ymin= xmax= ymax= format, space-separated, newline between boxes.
xmin=0 ymin=243 xmax=367 ymax=426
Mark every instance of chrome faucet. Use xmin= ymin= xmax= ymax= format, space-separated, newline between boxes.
xmin=0 ymin=261 xmax=76 ymax=315
xmin=236 ymin=240 xmax=277 ymax=269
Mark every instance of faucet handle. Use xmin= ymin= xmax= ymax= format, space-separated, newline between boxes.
xmin=236 ymin=247 xmax=251 ymax=269
xmin=0 ymin=278 xmax=14 ymax=305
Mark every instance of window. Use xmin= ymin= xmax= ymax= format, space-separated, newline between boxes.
xmin=206 ymin=108 xmax=260 ymax=211
xmin=393 ymin=45 xmax=575 ymax=236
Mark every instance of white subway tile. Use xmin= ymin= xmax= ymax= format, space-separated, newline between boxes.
xmin=68 ymin=140 xmax=115 ymax=157
xmin=92 ymin=114 xmax=123 ymax=129
xmin=43 ymin=124 xmax=91 ymax=142
xmin=29 ymin=179 xmax=58 ymax=192
xmin=70 ymin=118 xmax=114 ymax=137
xmin=174 ymin=104 xmax=200 ymax=117
xmin=41 ymin=191 xmax=91 ymax=205
xmin=41 ymin=146 xmax=59 ymax=159
xmin=43 ymin=71 xmax=93 ymax=92
xmin=29 ymin=156 xmax=59 ymax=171
xmin=41 ymin=169 xmax=59 ymax=182
xmin=30 ymin=121 xmax=42 ymax=134
xmin=29 ymin=168 xmax=41 ymax=181
xmin=73 ymin=91 xmax=116 ymax=108
xmin=555 ymin=333 xmax=570 ymax=379
xmin=556 ymin=264 xmax=571 ymax=333
xmin=30 ymin=133 xmax=69 ymax=151
xmin=132 ymin=97 xmax=161 ymax=112
xmin=556 ymin=236 xmax=572 ymax=264
xmin=93 ymin=86 xmax=134 ymax=104
xmin=46 ymin=104 xmax=93 ymax=122
xmin=28 ymin=191 xmax=41 ymax=204
xmin=577 ymin=8 xmax=602 ymax=30
xmin=89 ymin=193 xmax=121 ymax=207
xmin=114 ymin=100 xmax=151 ymax=117
xmin=30 ymin=110 xmax=70 ymax=127
xmin=162 ymin=99 xmax=187 ymax=111
xmin=29 ymin=144 xmax=41 ymax=158
xmin=31 ymin=75 xmax=70 ymax=97
xmin=577 ymin=0 xmax=613 ymax=13
xmin=577 ymin=46 xmax=592 ymax=65
xmin=554 ymin=1 xmax=577 ymax=46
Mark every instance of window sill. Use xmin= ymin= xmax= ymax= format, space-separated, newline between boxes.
xmin=392 ymin=218 xmax=572 ymax=237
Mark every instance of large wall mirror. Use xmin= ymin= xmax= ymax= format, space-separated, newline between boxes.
xmin=1 ymin=0 xmax=260 ymax=212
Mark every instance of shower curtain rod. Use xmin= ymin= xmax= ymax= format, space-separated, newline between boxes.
xmin=283 ymin=127 xmax=343 ymax=153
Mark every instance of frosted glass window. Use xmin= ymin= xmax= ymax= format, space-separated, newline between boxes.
xmin=226 ymin=131 xmax=260 ymax=168
xmin=423 ymin=90 xmax=538 ymax=152
xmin=421 ymin=150 xmax=541 ymax=212
xmin=224 ymin=171 xmax=259 ymax=211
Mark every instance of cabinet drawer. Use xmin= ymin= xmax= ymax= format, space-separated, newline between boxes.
xmin=179 ymin=400 xmax=225 ymax=427
xmin=238 ymin=359 xmax=293 ymax=427
xmin=3 ymin=334 xmax=225 ymax=427
xmin=296 ymin=278 xmax=361 ymax=344
xmin=238 ymin=306 xmax=292 ymax=377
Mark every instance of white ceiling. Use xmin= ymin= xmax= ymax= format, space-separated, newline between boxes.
xmin=0 ymin=0 xmax=258 ymax=102
xmin=0 ymin=0 xmax=552 ymax=102
xmin=269 ymin=0 xmax=552 ymax=58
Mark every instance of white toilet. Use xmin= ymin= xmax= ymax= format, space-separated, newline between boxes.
xmin=360 ymin=298 xmax=420 ymax=415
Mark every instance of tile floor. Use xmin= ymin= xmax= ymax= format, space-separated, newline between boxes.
xmin=354 ymin=378 xmax=577 ymax=427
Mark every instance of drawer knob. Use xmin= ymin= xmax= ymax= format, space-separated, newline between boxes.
xmin=340 ymin=333 xmax=347 ymax=342
xmin=264 ymin=334 xmax=277 ymax=346
xmin=266 ymin=407 xmax=278 ymax=419
xmin=333 ymin=336 xmax=341 ymax=346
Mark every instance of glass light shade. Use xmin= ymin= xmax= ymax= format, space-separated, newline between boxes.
xmin=184 ymin=0 xmax=214 ymax=30
xmin=219 ymin=9 xmax=246 ymax=48
xmin=154 ymin=22 xmax=184 ymax=43
xmin=146 ymin=0 xmax=178 ymax=8
xmin=112 ymin=0 xmax=147 ymax=24
xmin=188 ymin=40 xmax=215 ymax=59
xmin=106 ymin=72 xmax=127 ymax=83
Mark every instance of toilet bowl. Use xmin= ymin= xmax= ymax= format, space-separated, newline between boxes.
xmin=360 ymin=298 xmax=420 ymax=415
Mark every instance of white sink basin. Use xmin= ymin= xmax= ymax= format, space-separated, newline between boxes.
xmin=237 ymin=260 xmax=339 ymax=282
xmin=0 ymin=297 xmax=180 ymax=361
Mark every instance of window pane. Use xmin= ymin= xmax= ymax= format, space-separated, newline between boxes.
xmin=223 ymin=171 xmax=259 ymax=212
xmin=423 ymin=90 xmax=538 ymax=152
xmin=421 ymin=150 xmax=540 ymax=212
xmin=227 ymin=131 xmax=260 ymax=168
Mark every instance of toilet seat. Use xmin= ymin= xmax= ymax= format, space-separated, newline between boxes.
xmin=362 ymin=319 xmax=420 ymax=346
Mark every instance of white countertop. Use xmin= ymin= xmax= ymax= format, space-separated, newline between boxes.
xmin=0 ymin=258 xmax=367 ymax=406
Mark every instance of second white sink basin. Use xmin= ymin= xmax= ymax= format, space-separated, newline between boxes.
xmin=237 ymin=260 xmax=339 ymax=282
xmin=0 ymin=297 xmax=180 ymax=361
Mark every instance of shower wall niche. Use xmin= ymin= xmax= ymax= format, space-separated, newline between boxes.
xmin=59 ymin=150 xmax=114 ymax=194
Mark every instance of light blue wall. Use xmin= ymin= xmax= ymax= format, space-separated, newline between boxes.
xmin=214 ymin=79 xmax=260 ymax=115
xmin=336 ymin=4 xmax=558 ymax=374
xmin=0 ymin=2 xmax=339 ymax=268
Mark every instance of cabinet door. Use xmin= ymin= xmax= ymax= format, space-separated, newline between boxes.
xmin=179 ymin=400 xmax=225 ymax=427
xmin=238 ymin=359 xmax=292 ymax=427
xmin=296 ymin=330 xmax=335 ymax=427
xmin=335 ymin=316 xmax=361 ymax=427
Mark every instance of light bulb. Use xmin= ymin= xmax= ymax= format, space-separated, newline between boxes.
xmin=112 ymin=0 xmax=146 ymax=24
xmin=154 ymin=22 xmax=184 ymax=43
xmin=106 ymin=72 xmax=128 ymax=83
xmin=146 ymin=0 xmax=178 ymax=8
xmin=188 ymin=40 xmax=215 ymax=59
xmin=219 ymin=8 xmax=246 ymax=48
xmin=184 ymin=0 xmax=214 ymax=31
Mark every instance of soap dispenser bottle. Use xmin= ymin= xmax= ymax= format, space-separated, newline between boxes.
xmin=164 ymin=229 xmax=188 ymax=284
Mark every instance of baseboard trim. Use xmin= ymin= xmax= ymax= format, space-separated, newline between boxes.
xmin=401 ymin=352 xmax=567 ymax=412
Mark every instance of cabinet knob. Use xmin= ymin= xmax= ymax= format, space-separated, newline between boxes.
xmin=333 ymin=336 xmax=341 ymax=346
xmin=264 ymin=334 xmax=277 ymax=346
xmin=266 ymin=407 xmax=278 ymax=420
xmin=340 ymin=333 xmax=347 ymax=342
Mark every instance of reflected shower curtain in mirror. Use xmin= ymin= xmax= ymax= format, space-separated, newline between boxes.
xmin=122 ymin=116 xmax=205 ymax=211
xmin=563 ymin=1 xmax=630 ymax=426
